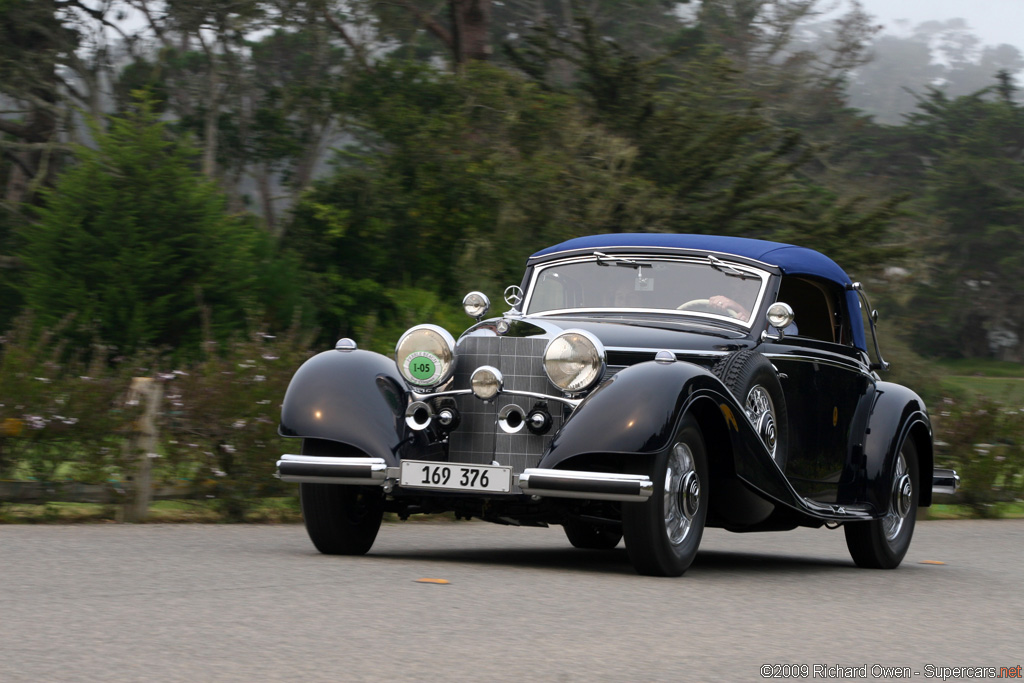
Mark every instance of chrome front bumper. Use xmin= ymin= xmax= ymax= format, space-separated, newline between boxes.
xmin=932 ymin=468 xmax=961 ymax=495
xmin=276 ymin=455 xmax=654 ymax=502
xmin=276 ymin=454 xmax=388 ymax=485
xmin=517 ymin=468 xmax=654 ymax=502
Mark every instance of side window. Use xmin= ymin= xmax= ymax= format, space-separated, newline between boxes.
xmin=777 ymin=277 xmax=847 ymax=344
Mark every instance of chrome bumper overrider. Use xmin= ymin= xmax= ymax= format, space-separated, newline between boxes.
xmin=932 ymin=468 xmax=961 ymax=495
xmin=276 ymin=454 xmax=388 ymax=485
xmin=518 ymin=468 xmax=654 ymax=502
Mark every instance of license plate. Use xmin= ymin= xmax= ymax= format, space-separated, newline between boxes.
xmin=400 ymin=460 xmax=513 ymax=493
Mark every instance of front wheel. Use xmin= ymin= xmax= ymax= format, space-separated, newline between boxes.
xmin=300 ymin=484 xmax=384 ymax=555
xmin=622 ymin=415 xmax=708 ymax=576
xmin=711 ymin=350 xmax=789 ymax=471
xmin=844 ymin=438 xmax=919 ymax=569
xmin=299 ymin=440 xmax=384 ymax=555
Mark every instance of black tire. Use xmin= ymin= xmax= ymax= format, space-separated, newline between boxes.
xmin=299 ymin=440 xmax=384 ymax=556
xmin=622 ymin=415 xmax=708 ymax=576
xmin=711 ymin=350 xmax=789 ymax=471
xmin=563 ymin=520 xmax=623 ymax=549
xmin=845 ymin=438 xmax=919 ymax=569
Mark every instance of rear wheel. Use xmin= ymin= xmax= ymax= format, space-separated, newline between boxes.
xmin=299 ymin=440 xmax=384 ymax=555
xmin=622 ymin=415 xmax=708 ymax=576
xmin=845 ymin=438 xmax=919 ymax=569
xmin=563 ymin=520 xmax=622 ymax=549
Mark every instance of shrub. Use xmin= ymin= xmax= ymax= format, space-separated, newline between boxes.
xmin=0 ymin=314 xmax=138 ymax=487
xmin=933 ymin=396 xmax=1024 ymax=517
xmin=17 ymin=94 xmax=273 ymax=357
xmin=160 ymin=319 xmax=315 ymax=520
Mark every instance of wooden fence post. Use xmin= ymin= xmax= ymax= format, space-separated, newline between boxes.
xmin=123 ymin=377 xmax=163 ymax=523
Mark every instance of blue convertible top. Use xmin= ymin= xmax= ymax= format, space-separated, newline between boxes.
xmin=530 ymin=233 xmax=867 ymax=351
xmin=531 ymin=233 xmax=850 ymax=282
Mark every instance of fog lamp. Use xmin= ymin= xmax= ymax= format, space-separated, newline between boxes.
xmin=470 ymin=366 xmax=503 ymax=401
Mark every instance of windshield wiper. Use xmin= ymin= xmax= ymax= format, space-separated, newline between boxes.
xmin=594 ymin=252 xmax=651 ymax=269
xmin=708 ymin=254 xmax=758 ymax=279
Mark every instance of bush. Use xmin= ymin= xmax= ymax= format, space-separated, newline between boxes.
xmin=0 ymin=314 xmax=139 ymax=488
xmin=933 ymin=396 xmax=1024 ymax=517
xmin=17 ymin=94 xmax=281 ymax=358
xmin=0 ymin=312 xmax=317 ymax=522
xmin=160 ymin=319 xmax=315 ymax=520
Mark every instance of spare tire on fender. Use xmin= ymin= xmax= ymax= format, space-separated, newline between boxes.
xmin=711 ymin=350 xmax=789 ymax=471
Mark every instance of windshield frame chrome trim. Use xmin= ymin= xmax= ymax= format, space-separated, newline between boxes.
xmin=522 ymin=254 xmax=771 ymax=330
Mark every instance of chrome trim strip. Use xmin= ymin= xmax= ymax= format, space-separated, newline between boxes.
xmin=517 ymin=468 xmax=655 ymax=502
xmin=276 ymin=454 xmax=388 ymax=485
xmin=760 ymin=352 xmax=870 ymax=375
xmin=932 ymin=468 xmax=961 ymax=495
xmin=504 ymin=388 xmax=583 ymax=408
xmin=530 ymin=307 xmax=748 ymax=325
xmin=605 ymin=346 xmax=732 ymax=358
xmin=411 ymin=387 xmax=582 ymax=409
xmin=411 ymin=388 xmax=473 ymax=400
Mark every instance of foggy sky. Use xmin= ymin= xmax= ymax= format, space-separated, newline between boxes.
xmin=856 ymin=0 xmax=1024 ymax=52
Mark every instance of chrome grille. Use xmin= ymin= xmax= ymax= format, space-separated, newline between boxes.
xmin=448 ymin=335 xmax=565 ymax=478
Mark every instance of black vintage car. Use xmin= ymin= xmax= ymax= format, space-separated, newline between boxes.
xmin=277 ymin=233 xmax=959 ymax=576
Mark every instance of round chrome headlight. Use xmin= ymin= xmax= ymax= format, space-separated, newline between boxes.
xmin=395 ymin=325 xmax=456 ymax=388
xmin=543 ymin=330 xmax=605 ymax=393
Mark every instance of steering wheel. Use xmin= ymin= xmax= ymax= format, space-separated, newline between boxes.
xmin=677 ymin=298 xmax=742 ymax=319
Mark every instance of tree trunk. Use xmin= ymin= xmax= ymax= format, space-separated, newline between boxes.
xmin=451 ymin=0 xmax=492 ymax=64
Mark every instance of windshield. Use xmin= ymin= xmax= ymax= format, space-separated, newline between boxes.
xmin=525 ymin=256 xmax=768 ymax=325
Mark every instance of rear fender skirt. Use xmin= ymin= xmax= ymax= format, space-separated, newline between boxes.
xmin=860 ymin=382 xmax=934 ymax=508
xmin=278 ymin=348 xmax=419 ymax=465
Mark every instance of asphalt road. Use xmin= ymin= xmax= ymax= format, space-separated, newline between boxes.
xmin=1 ymin=519 xmax=1021 ymax=682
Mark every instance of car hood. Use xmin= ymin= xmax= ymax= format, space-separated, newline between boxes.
xmin=460 ymin=314 xmax=751 ymax=355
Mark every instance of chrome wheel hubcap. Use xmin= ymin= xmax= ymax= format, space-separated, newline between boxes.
xmin=884 ymin=452 xmax=912 ymax=541
xmin=745 ymin=385 xmax=777 ymax=459
xmin=664 ymin=442 xmax=700 ymax=546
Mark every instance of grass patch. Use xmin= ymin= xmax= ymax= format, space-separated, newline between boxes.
xmin=935 ymin=359 xmax=1024 ymax=378
xmin=921 ymin=502 xmax=1024 ymax=520
xmin=938 ymin=375 xmax=1024 ymax=404
xmin=0 ymin=497 xmax=303 ymax=524
xmin=933 ymin=357 xmax=1024 ymax=403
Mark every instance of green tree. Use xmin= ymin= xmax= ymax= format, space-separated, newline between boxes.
xmin=17 ymin=95 xmax=279 ymax=355
xmin=508 ymin=22 xmax=901 ymax=271
xmin=286 ymin=61 xmax=669 ymax=349
xmin=902 ymin=79 xmax=1024 ymax=360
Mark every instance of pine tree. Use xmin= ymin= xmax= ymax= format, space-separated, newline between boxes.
xmin=18 ymin=94 xmax=266 ymax=355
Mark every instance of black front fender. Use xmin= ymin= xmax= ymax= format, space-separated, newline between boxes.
xmin=541 ymin=361 xmax=798 ymax=503
xmin=542 ymin=361 xmax=724 ymax=460
xmin=538 ymin=360 xmax=855 ymax=521
xmin=279 ymin=348 xmax=413 ymax=465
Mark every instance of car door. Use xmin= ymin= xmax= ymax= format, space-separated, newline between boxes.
xmin=760 ymin=277 xmax=875 ymax=504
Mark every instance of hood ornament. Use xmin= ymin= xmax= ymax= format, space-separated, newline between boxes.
xmin=504 ymin=285 xmax=524 ymax=309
